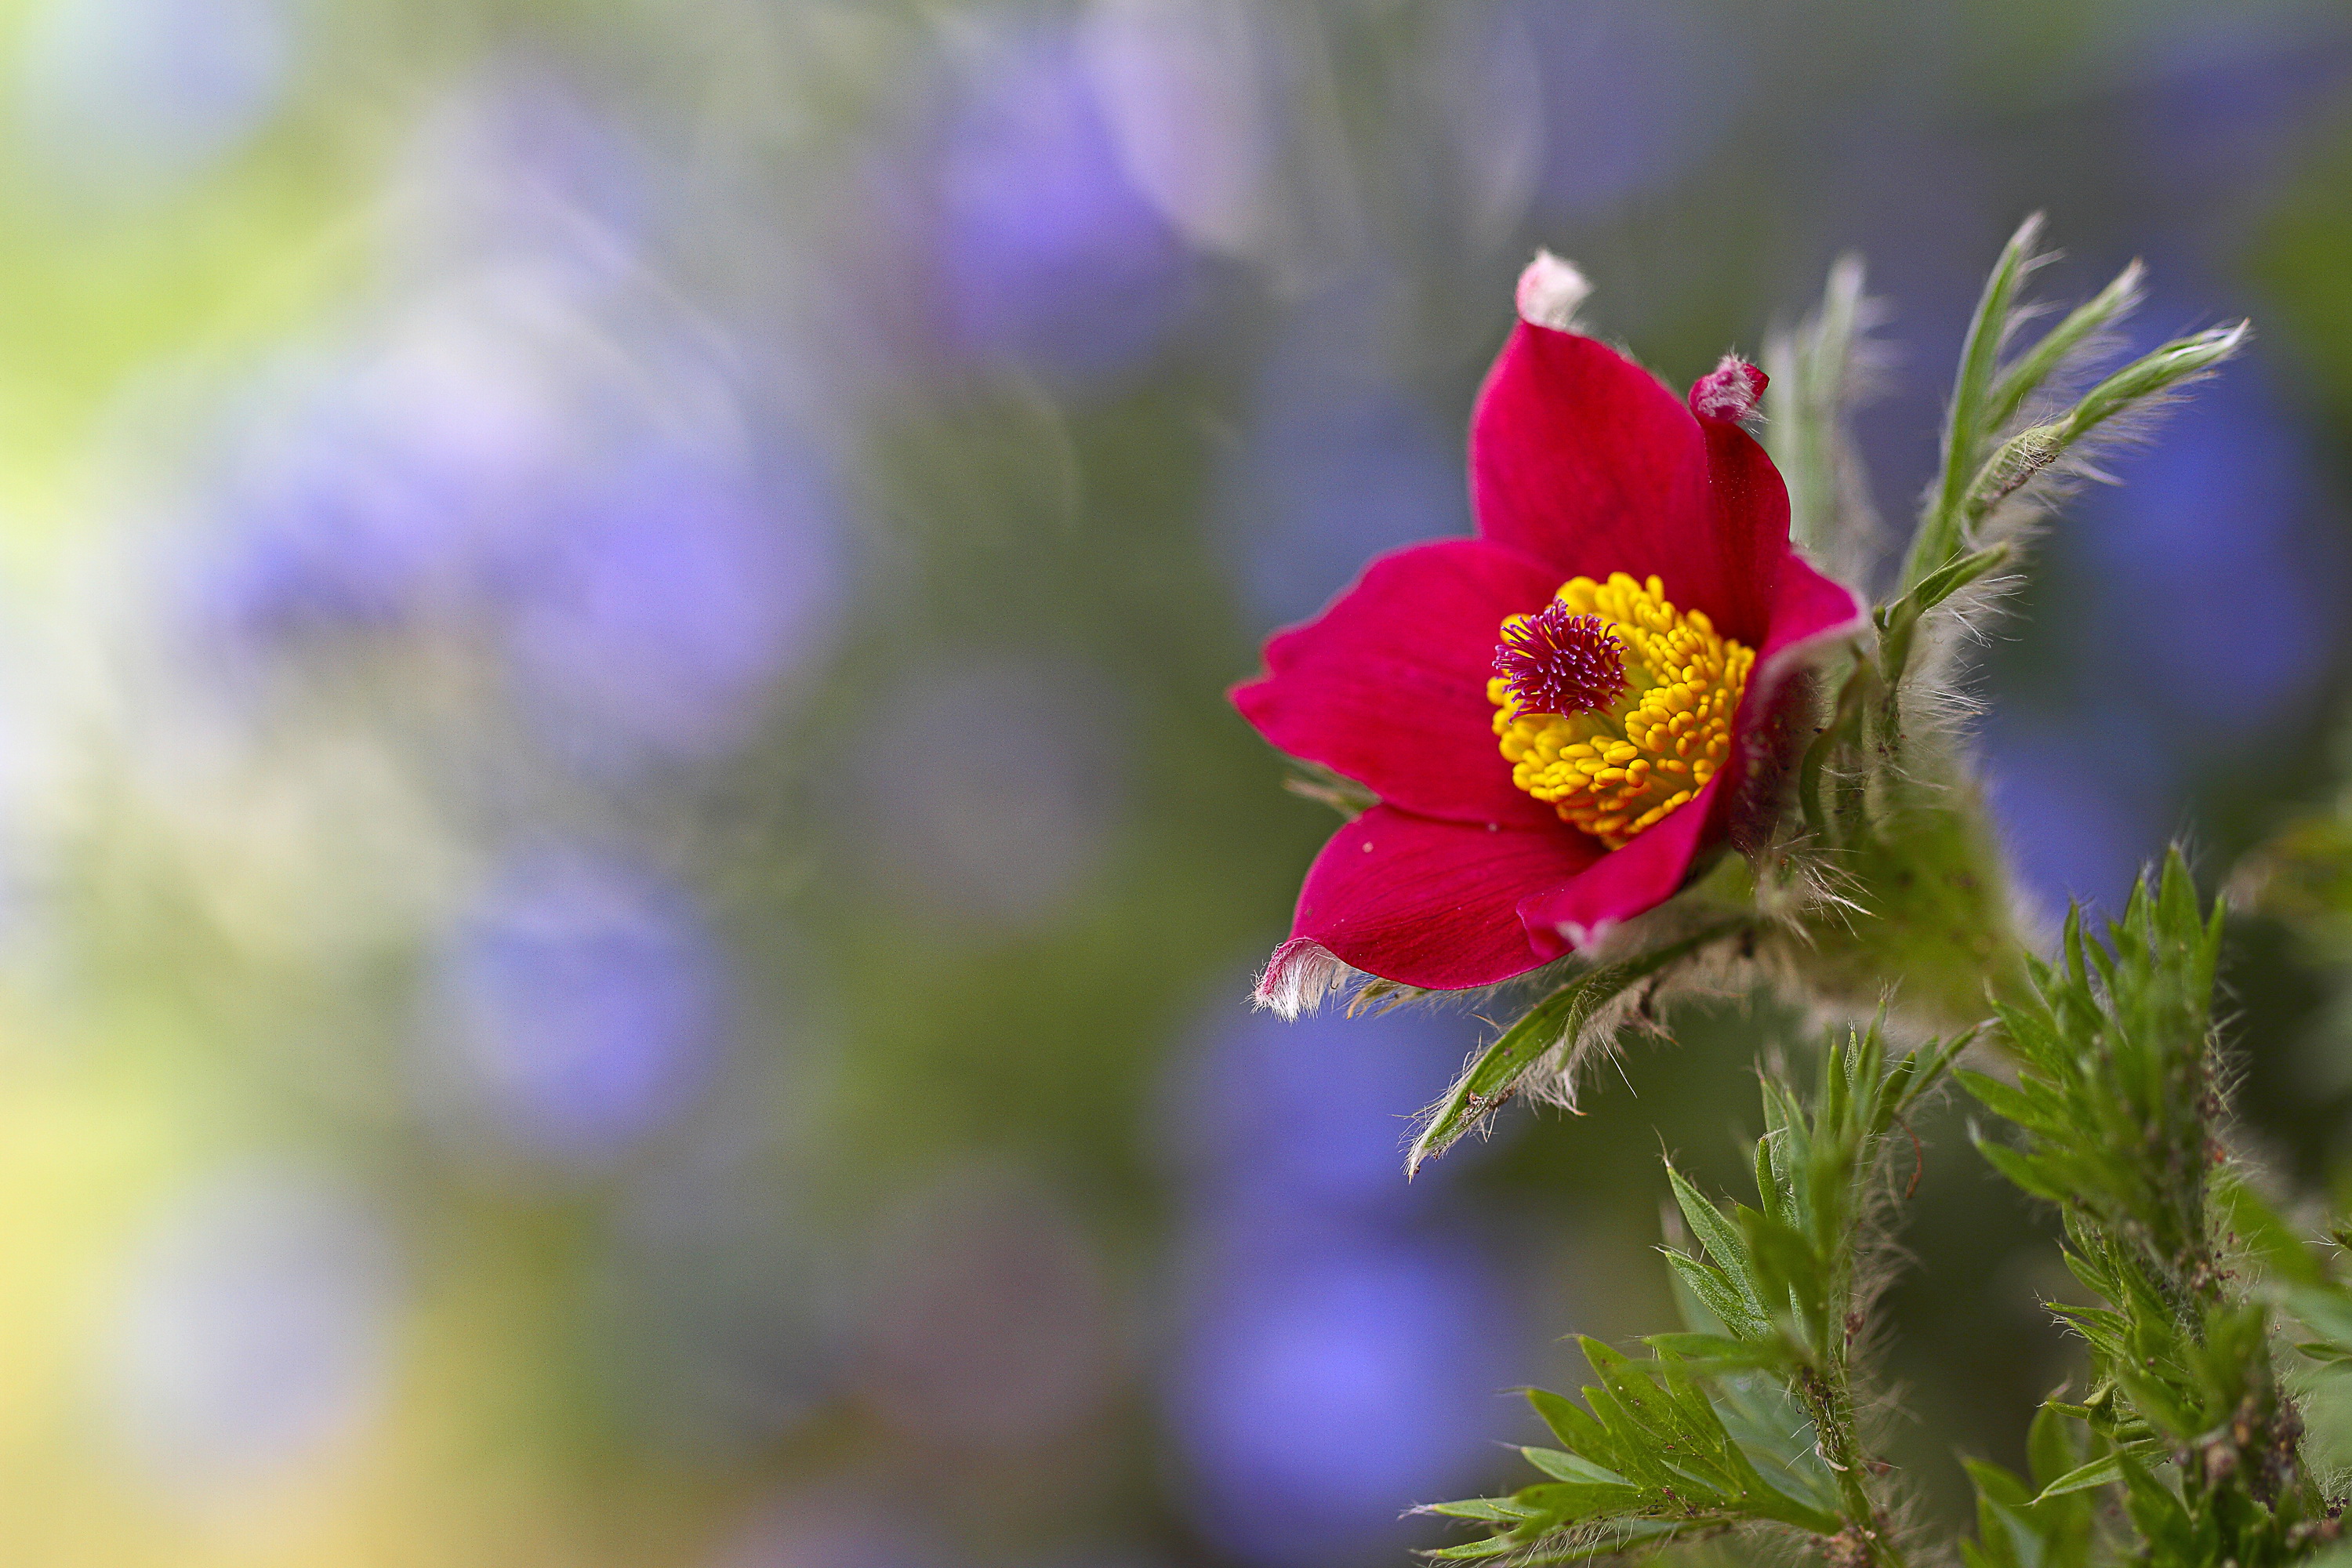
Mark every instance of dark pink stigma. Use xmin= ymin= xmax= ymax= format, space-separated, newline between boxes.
xmin=1494 ymin=604 xmax=1627 ymax=717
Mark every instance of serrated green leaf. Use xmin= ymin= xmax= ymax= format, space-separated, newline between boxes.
xmin=1974 ymin=1138 xmax=2074 ymax=1204
xmin=1664 ymin=1254 xmax=1772 ymax=1345
xmin=1425 ymin=1537 xmax=1523 ymax=1560
xmin=1955 ymin=1068 xmax=2046 ymax=1131
xmin=1641 ymin=1332 xmax=1789 ymax=1371
xmin=1527 ymin=1388 xmax=1611 ymax=1459
xmin=1667 ymin=1163 xmax=1754 ymax=1279
xmin=1512 ymin=1481 xmax=1651 ymax=1519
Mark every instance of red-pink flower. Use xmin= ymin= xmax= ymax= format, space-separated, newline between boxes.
xmin=1232 ymin=269 xmax=1864 ymax=1011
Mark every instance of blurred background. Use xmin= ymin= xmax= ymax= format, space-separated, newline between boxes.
xmin=2 ymin=0 xmax=2352 ymax=1562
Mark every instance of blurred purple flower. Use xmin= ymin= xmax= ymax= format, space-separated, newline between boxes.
xmin=923 ymin=23 xmax=1198 ymax=380
xmin=104 ymin=1166 xmax=395 ymax=1495
xmin=390 ymin=72 xmax=659 ymax=285
xmin=503 ymin=442 xmax=840 ymax=761
xmin=2118 ymin=18 xmax=2352 ymax=212
xmin=1167 ymin=995 xmax=1488 ymax=1214
xmin=1984 ymin=710 xmax=2175 ymax=921
xmin=189 ymin=280 xmax=845 ymax=762
xmin=1167 ymin=1225 xmax=1515 ymax=1568
xmin=2072 ymin=343 xmax=2339 ymax=731
xmin=423 ymin=847 xmax=727 ymax=1168
xmin=1508 ymin=0 xmax=1749 ymax=216
xmin=1215 ymin=304 xmax=1470 ymax=632
xmin=1078 ymin=0 xmax=1282 ymax=260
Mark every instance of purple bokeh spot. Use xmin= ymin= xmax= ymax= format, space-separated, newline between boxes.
xmin=931 ymin=27 xmax=1196 ymax=380
xmin=2119 ymin=20 xmax=2352 ymax=209
xmin=404 ymin=73 xmax=659 ymax=272
xmin=1168 ymin=998 xmax=1488 ymax=1213
xmin=186 ymin=294 xmax=845 ymax=763
xmin=1161 ymin=990 xmax=1520 ymax=1566
xmin=429 ymin=848 xmax=726 ymax=1166
xmin=1984 ymin=713 xmax=2176 ymax=923
xmin=1168 ymin=1225 xmax=1515 ymax=1568
xmin=2072 ymin=345 xmax=2338 ymax=731
xmin=1217 ymin=307 xmax=1471 ymax=630
xmin=504 ymin=445 xmax=840 ymax=762
xmin=1512 ymin=0 xmax=1748 ymax=216
xmin=194 ymin=349 xmax=525 ymax=639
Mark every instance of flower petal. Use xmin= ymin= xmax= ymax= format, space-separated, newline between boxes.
xmin=1517 ymin=777 xmax=1721 ymax=960
xmin=1282 ymin=805 xmax=1602 ymax=990
xmin=1716 ymin=550 xmax=1866 ymax=851
xmin=1471 ymin=324 xmax=1774 ymax=635
xmin=1232 ymin=539 xmax=1565 ymax=826
xmin=1749 ymin=549 xmax=1867 ymax=703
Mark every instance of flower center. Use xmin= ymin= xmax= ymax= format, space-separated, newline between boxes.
xmin=1487 ymin=572 xmax=1753 ymax=850
xmin=1493 ymin=602 xmax=1627 ymax=717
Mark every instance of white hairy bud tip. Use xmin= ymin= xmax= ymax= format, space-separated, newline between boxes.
xmin=1515 ymin=250 xmax=1591 ymax=332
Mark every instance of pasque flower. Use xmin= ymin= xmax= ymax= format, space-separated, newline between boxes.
xmin=1233 ymin=256 xmax=1864 ymax=1010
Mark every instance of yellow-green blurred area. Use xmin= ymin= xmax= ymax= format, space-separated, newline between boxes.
xmin=5 ymin=0 xmax=2352 ymax=1564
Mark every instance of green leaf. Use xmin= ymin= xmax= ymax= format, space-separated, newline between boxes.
xmin=1424 ymin=1498 xmax=1538 ymax=1523
xmin=1983 ymin=258 xmax=2144 ymax=431
xmin=1765 ymin=251 xmax=1877 ymax=562
xmin=1425 ymin=1538 xmax=1523 ymax=1560
xmin=1905 ymin=212 xmax=2045 ymax=590
xmin=1973 ymin=1135 xmax=2074 ymax=1205
xmin=1512 ymin=1482 xmax=1650 ymax=1519
xmin=1519 ymin=1448 xmax=1626 ymax=1486
xmin=1527 ymin=1388 xmax=1610 ymax=1457
xmin=1641 ymin=1332 xmax=1788 ymax=1372
xmin=1665 ymin=1166 xmax=1759 ymax=1288
xmin=2027 ymin=1453 xmax=2124 ymax=1503
xmin=1407 ymin=928 xmax=1733 ymax=1174
xmin=2214 ymin=1173 xmax=2329 ymax=1288
xmin=2286 ymin=1285 xmax=2352 ymax=1348
xmin=1915 ymin=543 xmax=2011 ymax=613
xmin=2025 ymin=1403 xmax=2080 ymax=1495
xmin=1956 ymin=1068 xmax=2047 ymax=1131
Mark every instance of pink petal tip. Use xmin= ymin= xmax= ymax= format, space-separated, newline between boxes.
xmin=1252 ymin=937 xmax=1354 ymax=1019
xmin=1689 ymin=355 xmax=1766 ymax=423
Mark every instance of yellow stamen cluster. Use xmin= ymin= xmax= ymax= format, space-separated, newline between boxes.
xmin=1488 ymin=572 xmax=1753 ymax=849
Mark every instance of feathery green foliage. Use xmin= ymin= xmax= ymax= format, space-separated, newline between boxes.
xmin=1766 ymin=252 xmax=1878 ymax=573
xmin=1432 ymin=1021 xmax=1969 ymax=1568
xmin=1882 ymin=214 xmax=2245 ymax=695
xmin=1408 ymin=924 xmax=1741 ymax=1175
xmin=1406 ymin=230 xmax=2345 ymax=1568
xmin=1956 ymin=851 xmax=2336 ymax=1568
